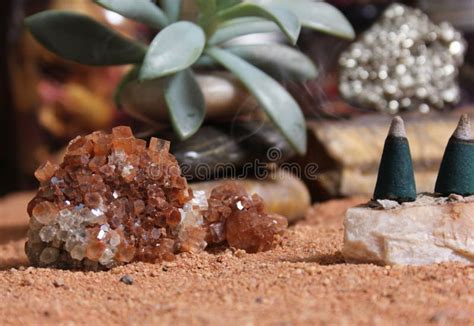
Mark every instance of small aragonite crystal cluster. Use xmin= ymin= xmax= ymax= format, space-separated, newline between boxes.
xmin=205 ymin=183 xmax=288 ymax=253
xmin=26 ymin=127 xmax=287 ymax=269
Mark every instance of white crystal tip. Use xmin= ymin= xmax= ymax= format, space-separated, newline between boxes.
xmin=388 ymin=116 xmax=407 ymax=138
xmin=452 ymin=114 xmax=472 ymax=141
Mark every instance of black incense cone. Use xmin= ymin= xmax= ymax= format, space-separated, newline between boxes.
xmin=373 ymin=116 xmax=416 ymax=202
xmin=435 ymin=114 xmax=474 ymax=196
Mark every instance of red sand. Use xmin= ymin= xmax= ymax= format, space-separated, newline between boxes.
xmin=0 ymin=193 xmax=473 ymax=325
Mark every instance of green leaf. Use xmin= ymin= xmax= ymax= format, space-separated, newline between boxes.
xmin=196 ymin=44 xmax=318 ymax=81
xmin=217 ymin=0 xmax=242 ymax=10
xmin=160 ymin=0 xmax=182 ymax=22
xmin=25 ymin=11 xmax=147 ymax=65
xmin=249 ymin=0 xmax=355 ymax=39
xmin=196 ymin=0 xmax=218 ymax=37
xmin=164 ymin=69 xmax=206 ymax=140
xmin=225 ymin=44 xmax=317 ymax=80
xmin=209 ymin=17 xmax=279 ymax=44
xmin=94 ymin=0 xmax=169 ymax=29
xmin=194 ymin=55 xmax=216 ymax=68
xmin=206 ymin=47 xmax=306 ymax=155
xmin=114 ymin=65 xmax=140 ymax=107
xmin=140 ymin=21 xmax=205 ymax=80
xmin=196 ymin=0 xmax=217 ymax=16
xmin=217 ymin=3 xmax=300 ymax=45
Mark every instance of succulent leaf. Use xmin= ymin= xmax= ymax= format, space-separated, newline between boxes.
xmin=25 ymin=11 xmax=147 ymax=65
xmin=216 ymin=0 xmax=242 ymax=11
xmin=225 ymin=44 xmax=317 ymax=80
xmin=196 ymin=0 xmax=217 ymax=16
xmin=217 ymin=3 xmax=301 ymax=45
xmin=209 ymin=17 xmax=278 ymax=44
xmin=160 ymin=0 xmax=182 ymax=22
xmin=94 ymin=0 xmax=169 ymax=29
xmin=164 ymin=69 xmax=206 ymax=140
xmin=114 ymin=65 xmax=141 ymax=107
xmin=249 ymin=0 xmax=355 ymax=39
xmin=196 ymin=44 xmax=317 ymax=81
xmin=140 ymin=21 xmax=206 ymax=80
xmin=206 ymin=47 xmax=307 ymax=155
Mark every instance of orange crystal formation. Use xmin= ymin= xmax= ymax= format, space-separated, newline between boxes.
xmin=204 ymin=183 xmax=288 ymax=253
xmin=26 ymin=126 xmax=287 ymax=269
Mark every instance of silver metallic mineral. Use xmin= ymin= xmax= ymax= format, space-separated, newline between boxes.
xmin=339 ymin=3 xmax=466 ymax=113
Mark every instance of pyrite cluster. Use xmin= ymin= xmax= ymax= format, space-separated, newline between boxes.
xmin=26 ymin=127 xmax=287 ymax=269
xmin=339 ymin=3 xmax=466 ymax=113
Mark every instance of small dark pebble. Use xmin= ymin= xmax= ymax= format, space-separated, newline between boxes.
xmin=120 ymin=275 xmax=133 ymax=285
xmin=20 ymin=277 xmax=33 ymax=286
xmin=53 ymin=278 xmax=65 ymax=288
xmin=255 ymin=297 xmax=264 ymax=304
xmin=162 ymin=266 xmax=169 ymax=272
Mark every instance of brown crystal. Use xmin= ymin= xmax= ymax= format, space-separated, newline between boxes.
xmin=203 ymin=183 xmax=288 ymax=252
xmin=34 ymin=161 xmax=60 ymax=184
xmin=26 ymin=126 xmax=191 ymax=269
xmin=26 ymin=127 xmax=287 ymax=270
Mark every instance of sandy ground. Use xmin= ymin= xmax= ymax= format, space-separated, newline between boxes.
xmin=0 ymin=193 xmax=473 ymax=325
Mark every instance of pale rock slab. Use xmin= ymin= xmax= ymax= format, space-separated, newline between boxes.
xmin=343 ymin=195 xmax=474 ymax=265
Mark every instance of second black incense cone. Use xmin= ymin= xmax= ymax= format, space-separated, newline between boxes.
xmin=435 ymin=114 xmax=474 ymax=196
xmin=373 ymin=116 xmax=416 ymax=202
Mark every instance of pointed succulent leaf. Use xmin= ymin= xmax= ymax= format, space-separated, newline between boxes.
xmin=206 ymin=47 xmax=307 ymax=155
xmin=140 ymin=21 xmax=205 ymax=80
xmin=160 ymin=0 xmax=182 ymax=22
xmin=164 ymin=69 xmax=206 ymax=140
xmin=226 ymin=44 xmax=317 ymax=80
xmin=114 ymin=65 xmax=140 ymax=107
xmin=249 ymin=0 xmax=355 ymax=39
xmin=217 ymin=3 xmax=301 ymax=45
xmin=217 ymin=0 xmax=242 ymax=11
xmin=94 ymin=0 xmax=169 ymax=28
xmin=209 ymin=17 xmax=279 ymax=44
xmin=25 ymin=11 xmax=147 ymax=65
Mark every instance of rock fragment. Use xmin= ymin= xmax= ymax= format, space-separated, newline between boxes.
xmin=119 ymin=275 xmax=133 ymax=285
xmin=53 ymin=279 xmax=65 ymax=288
xmin=343 ymin=194 xmax=474 ymax=265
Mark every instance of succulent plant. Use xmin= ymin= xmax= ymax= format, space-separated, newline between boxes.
xmin=26 ymin=0 xmax=354 ymax=155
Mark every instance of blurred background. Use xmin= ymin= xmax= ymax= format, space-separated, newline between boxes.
xmin=1 ymin=0 xmax=473 ymax=200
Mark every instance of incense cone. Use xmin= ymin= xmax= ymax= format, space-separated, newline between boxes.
xmin=435 ymin=114 xmax=474 ymax=196
xmin=373 ymin=116 xmax=416 ymax=202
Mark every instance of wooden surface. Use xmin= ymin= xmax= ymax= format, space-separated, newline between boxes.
xmin=303 ymin=107 xmax=474 ymax=199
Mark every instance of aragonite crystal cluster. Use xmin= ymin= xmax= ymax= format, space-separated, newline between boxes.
xmin=204 ymin=183 xmax=288 ymax=253
xmin=26 ymin=127 xmax=287 ymax=269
